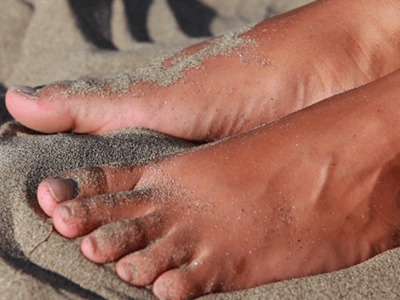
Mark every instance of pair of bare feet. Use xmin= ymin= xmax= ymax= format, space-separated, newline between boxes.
xmin=6 ymin=0 xmax=400 ymax=299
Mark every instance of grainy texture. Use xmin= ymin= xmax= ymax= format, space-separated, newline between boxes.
xmin=64 ymin=32 xmax=252 ymax=96
xmin=0 ymin=122 xmax=193 ymax=300
xmin=5 ymin=1 xmax=400 ymax=300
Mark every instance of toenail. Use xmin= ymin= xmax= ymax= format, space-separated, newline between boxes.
xmin=57 ymin=206 xmax=73 ymax=222
xmin=119 ymin=263 xmax=138 ymax=283
xmin=153 ymin=281 xmax=170 ymax=300
xmin=10 ymin=85 xmax=37 ymax=97
xmin=45 ymin=178 xmax=79 ymax=203
xmin=33 ymin=85 xmax=45 ymax=92
xmin=83 ymin=236 xmax=97 ymax=254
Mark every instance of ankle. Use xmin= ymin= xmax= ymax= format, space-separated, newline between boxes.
xmin=336 ymin=0 xmax=400 ymax=79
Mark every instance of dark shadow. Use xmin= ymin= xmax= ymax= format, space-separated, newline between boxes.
xmin=19 ymin=0 xmax=34 ymax=11
xmin=68 ymin=0 xmax=217 ymax=46
xmin=0 ymin=84 xmax=12 ymax=125
xmin=2 ymin=252 xmax=106 ymax=300
xmin=0 ymin=172 xmax=104 ymax=299
xmin=166 ymin=0 xmax=216 ymax=37
xmin=0 ymin=84 xmax=6 ymax=98
xmin=123 ymin=0 xmax=153 ymax=42
xmin=68 ymin=0 xmax=117 ymax=50
xmin=265 ymin=6 xmax=279 ymax=18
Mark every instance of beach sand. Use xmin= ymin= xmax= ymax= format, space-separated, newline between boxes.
xmin=1 ymin=1 xmax=400 ymax=299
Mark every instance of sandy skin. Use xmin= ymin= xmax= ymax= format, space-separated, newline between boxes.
xmin=6 ymin=0 xmax=400 ymax=141
xmin=5 ymin=0 xmax=400 ymax=299
xmin=34 ymin=70 xmax=400 ymax=299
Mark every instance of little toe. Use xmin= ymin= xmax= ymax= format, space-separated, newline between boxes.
xmin=81 ymin=214 xmax=168 ymax=263
xmin=116 ymin=230 xmax=192 ymax=286
xmin=153 ymin=263 xmax=219 ymax=300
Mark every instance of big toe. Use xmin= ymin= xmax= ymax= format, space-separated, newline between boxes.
xmin=37 ymin=177 xmax=79 ymax=217
xmin=5 ymin=83 xmax=122 ymax=134
xmin=6 ymin=84 xmax=78 ymax=133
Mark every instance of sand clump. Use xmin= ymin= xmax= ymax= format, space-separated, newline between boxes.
xmin=63 ymin=31 xmax=254 ymax=96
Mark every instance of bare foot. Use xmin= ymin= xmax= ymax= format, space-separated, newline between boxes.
xmin=37 ymin=70 xmax=400 ymax=299
xmin=6 ymin=0 xmax=400 ymax=140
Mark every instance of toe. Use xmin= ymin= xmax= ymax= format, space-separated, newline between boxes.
xmin=6 ymin=84 xmax=77 ymax=133
xmin=37 ymin=165 xmax=144 ymax=218
xmin=152 ymin=263 xmax=219 ymax=300
xmin=5 ymin=83 xmax=125 ymax=134
xmin=61 ymin=165 xmax=143 ymax=198
xmin=37 ymin=178 xmax=79 ymax=216
xmin=116 ymin=230 xmax=192 ymax=286
xmin=52 ymin=189 xmax=151 ymax=238
xmin=81 ymin=214 xmax=168 ymax=263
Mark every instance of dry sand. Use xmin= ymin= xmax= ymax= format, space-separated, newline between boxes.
xmin=2 ymin=0 xmax=400 ymax=299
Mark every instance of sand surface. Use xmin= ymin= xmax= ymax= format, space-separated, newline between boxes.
xmin=2 ymin=1 xmax=400 ymax=299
